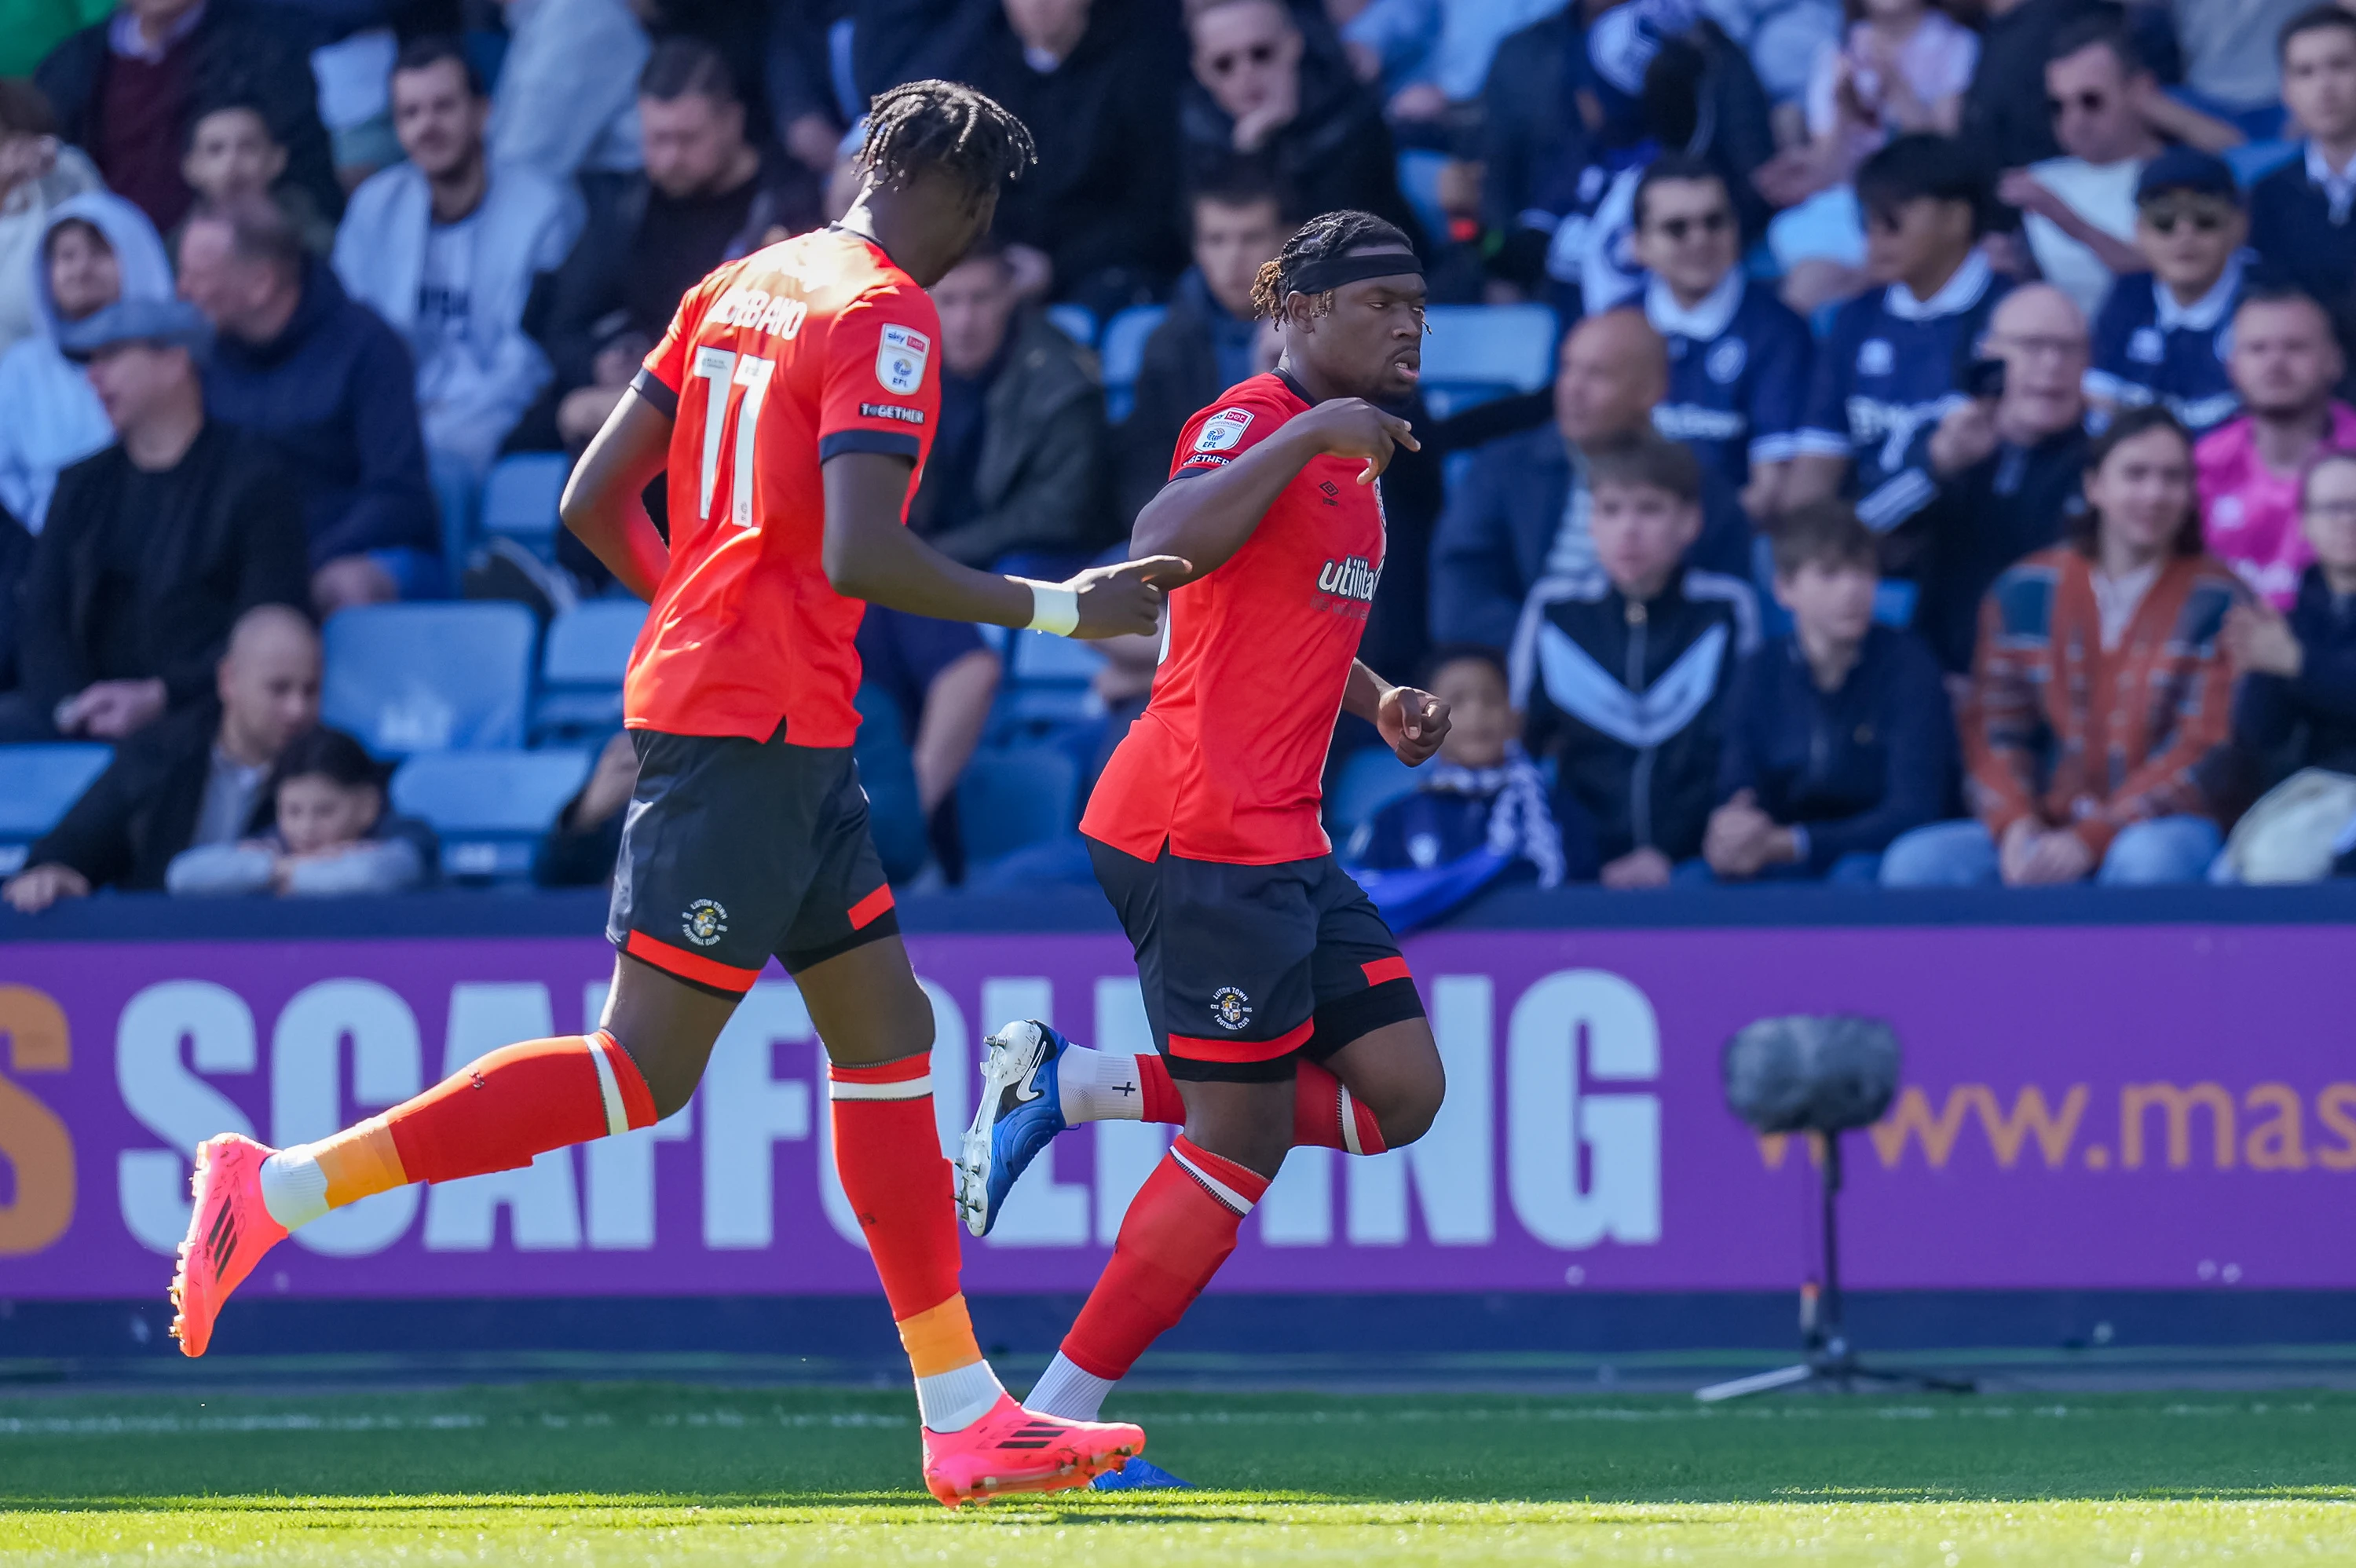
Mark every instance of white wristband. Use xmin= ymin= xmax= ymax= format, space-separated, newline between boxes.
xmin=1024 ymin=581 xmax=1080 ymax=637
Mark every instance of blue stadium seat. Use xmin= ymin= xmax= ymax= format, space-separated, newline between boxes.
xmin=993 ymin=628 xmax=1107 ymax=736
xmin=0 ymin=744 xmax=113 ymax=875
xmin=1044 ymin=302 xmax=1099 ymax=347
xmin=429 ymin=451 xmax=478 ymax=587
xmin=1099 ymin=305 xmax=1167 ymax=422
xmin=1421 ymin=304 xmax=1558 ymax=418
xmin=1330 ymin=745 xmax=1418 ymax=834
xmin=324 ymin=601 xmax=539 ymax=755
xmin=534 ymin=599 xmax=646 ymax=740
xmin=480 ymin=452 xmax=571 ymax=551
xmin=958 ymin=745 xmax=1079 ymax=867
xmin=390 ymin=747 xmax=593 ymax=881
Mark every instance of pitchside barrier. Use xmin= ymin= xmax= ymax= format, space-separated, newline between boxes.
xmin=5 ymin=885 xmax=2355 ymax=1333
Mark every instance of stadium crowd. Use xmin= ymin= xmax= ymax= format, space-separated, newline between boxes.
xmin=9 ymin=0 xmax=2356 ymax=918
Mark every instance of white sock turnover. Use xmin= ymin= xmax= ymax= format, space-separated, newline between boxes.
xmin=1056 ymin=1047 xmax=1149 ymax=1125
xmin=256 ymin=1149 xmax=328 ymax=1230
xmin=914 ymin=1358 xmax=1005 ymax=1433
xmin=1025 ymin=1352 xmax=1116 ymax=1421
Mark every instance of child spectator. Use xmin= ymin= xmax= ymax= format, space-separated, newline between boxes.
xmin=2087 ymin=148 xmax=2251 ymax=437
xmin=1344 ymin=645 xmax=1564 ymax=928
xmin=1787 ymin=135 xmax=2008 ymax=522
xmin=2217 ymin=449 xmax=2356 ymax=879
xmin=2248 ymin=5 xmax=2356 ymax=309
xmin=1704 ymin=500 xmax=1952 ymax=883
xmin=166 ymin=726 xmax=433 ymax=897
xmin=1631 ymin=155 xmax=1814 ymax=521
xmin=0 ymin=77 xmax=101 ymax=356
xmin=2197 ymin=286 xmax=2356 ymax=607
xmin=0 ymin=193 xmax=170 ymax=535
xmin=1510 ymin=429 xmax=1759 ymax=887
xmin=181 ymin=101 xmax=332 ymax=258
xmin=1882 ymin=407 xmax=2244 ymax=886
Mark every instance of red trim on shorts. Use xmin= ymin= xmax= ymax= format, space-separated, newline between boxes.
xmin=847 ymin=884 xmax=895 ymax=930
xmin=1167 ymin=1016 xmax=1316 ymax=1064
xmin=1360 ymin=956 xmax=1412 ymax=988
xmin=829 ymin=1054 xmax=931 ymax=1085
xmin=624 ymin=929 xmax=761 ymax=993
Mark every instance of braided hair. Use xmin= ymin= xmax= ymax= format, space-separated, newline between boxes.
xmin=1248 ymin=210 xmax=1414 ymax=321
xmin=858 ymin=79 xmax=1037 ymax=200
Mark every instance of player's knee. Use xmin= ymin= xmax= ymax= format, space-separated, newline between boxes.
xmin=615 ymin=1035 xmax=699 ymax=1121
xmin=1374 ymin=1073 xmax=1444 ymax=1149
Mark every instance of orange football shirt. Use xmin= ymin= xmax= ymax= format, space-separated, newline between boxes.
xmin=624 ymin=227 xmax=940 ymax=746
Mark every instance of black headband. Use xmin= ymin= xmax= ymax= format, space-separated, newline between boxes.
xmin=1290 ymin=250 xmax=1424 ymax=295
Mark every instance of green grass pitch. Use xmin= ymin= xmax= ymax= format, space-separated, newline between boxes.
xmin=4 ymin=1383 xmax=2352 ymax=1564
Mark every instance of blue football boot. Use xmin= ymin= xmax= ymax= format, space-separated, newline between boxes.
xmin=957 ymin=1020 xmax=1071 ymax=1237
xmin=1092 ymin=1457 xmax=1194 ymax=1490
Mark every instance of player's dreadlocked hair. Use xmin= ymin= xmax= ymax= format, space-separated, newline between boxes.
xmin=1248 ymin=210 xmax=1414 ymax=320
xmin=858 ymin=79 xmax=1036 ymax=199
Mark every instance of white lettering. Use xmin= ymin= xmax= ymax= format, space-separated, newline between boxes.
xmin=422 ymin=985 xmax=582 ymax=1252
xmin=115 ymin=981 xmax=258 ymax=1254
xmin=1347 ymin=974 xmax=1497 ymax=1245
xmin=275 ymin=980 xmax=423 ymax=1257
xmin=701 ymin=983 xmax=813 ymax=1248
xmin=1506 ymin=970 xmax=1661 ymax=1249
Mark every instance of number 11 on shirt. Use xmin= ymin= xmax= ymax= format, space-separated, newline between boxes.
xmin=692 ymin=345 xmax=776 ymax=526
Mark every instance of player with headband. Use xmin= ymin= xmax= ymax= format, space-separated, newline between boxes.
xmin=954 ymin=210 xmax=1453 ymax=1480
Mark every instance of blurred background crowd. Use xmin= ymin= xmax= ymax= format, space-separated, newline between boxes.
xmin=9 ymin=0 xmax=2356 ymax=921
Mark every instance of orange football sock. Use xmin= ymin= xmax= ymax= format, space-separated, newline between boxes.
xmin=830 ymin=1054 xmax=1004 ymax=1431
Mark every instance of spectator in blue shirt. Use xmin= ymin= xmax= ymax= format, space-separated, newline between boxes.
xmin=1702 ymin=500 xmax=1953 ymax=883
xmin=1628 ymin=154 xmax=1813 ymax=521
xmin=2087 ymin=148 xmax=2250 ymax=437
xmin=177 ymin=194 xmax=441 ymax=615
xmin=2248 ymin=6 xmax=2356 ymax=310
xmin=1787 ymin=133 xmax=2009 ymax=523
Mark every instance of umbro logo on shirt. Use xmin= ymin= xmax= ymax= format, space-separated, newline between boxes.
xmin=1318 ymin=480 xmax=1341 ymax=506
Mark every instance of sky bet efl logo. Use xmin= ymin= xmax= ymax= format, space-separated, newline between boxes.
xmin=1317 ymin=555 xmax=1380 ymax=604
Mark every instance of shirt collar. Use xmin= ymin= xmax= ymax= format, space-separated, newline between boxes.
xmin=2308 ymin=141 xmax=2356 ymax=221
xmin=109 ymin=2 xmax=204 ymax=60
xmin=1882 ymin=248 xmax=1992 ymax=323
xmin=2153 ymin=250 xmax=2245 ymax=333
xmin=1644 ymin=267 xmax=1743 ymax=342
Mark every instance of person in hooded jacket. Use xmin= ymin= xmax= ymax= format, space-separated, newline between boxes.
xmin=0 ymin=190 xmax=172 ymax=538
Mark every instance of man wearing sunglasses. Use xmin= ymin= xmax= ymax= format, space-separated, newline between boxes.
xmin=1997 ymin=17 xmax=2163 ymax=322
xmin=2087 ymin=147 xmax=2250 ymax=436
xmin=1630 ymin=153 xmax=1813 ymax=522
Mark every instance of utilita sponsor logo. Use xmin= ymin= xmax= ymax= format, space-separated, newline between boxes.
xmin=1318 ymin=555 xmax=1380 ymax=602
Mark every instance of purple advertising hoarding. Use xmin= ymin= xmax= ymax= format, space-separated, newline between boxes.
xmin=3 ymin=923 xmax=2353 ymax=1300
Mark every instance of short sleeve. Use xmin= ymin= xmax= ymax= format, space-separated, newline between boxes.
xmin=634 ymin=272 xmax=716 ymax=418
xmin=818 ymin=283 xmax=941 ymax=464
xmin=1169 ymin=386 xmax=1290 ymax=480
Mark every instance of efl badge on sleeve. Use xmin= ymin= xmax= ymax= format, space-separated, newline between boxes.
xmin=876 ymin=325 xmax=931 ymax=394
xmin=1193 ymin=407 xmax=1255 ymax=453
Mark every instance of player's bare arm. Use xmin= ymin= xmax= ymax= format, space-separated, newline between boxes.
xmin=559 ymin=388 xmax=675 ymax=601
xmin=1132 ymin=399 xmax=1418 ymax=585
xmin=1343 ymin=659 xmax=1450 ymax=766
xmin=821 ymin=450 xmax=1186 ymax=637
